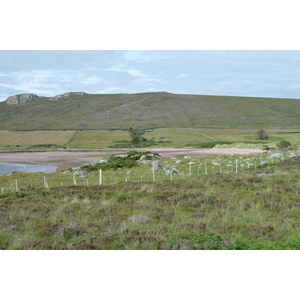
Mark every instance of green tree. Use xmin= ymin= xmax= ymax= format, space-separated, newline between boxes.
xmin=131 ymin=136 xmax=140 ymax=147
xmin=256 ymin=129 xmax=269 ymax=140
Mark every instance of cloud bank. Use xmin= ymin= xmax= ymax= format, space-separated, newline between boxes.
xmin=0 ymin=50 xmax=300 ymax=101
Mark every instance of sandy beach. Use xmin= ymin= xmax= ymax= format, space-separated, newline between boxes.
xmin=0 ymin=148 xmax=264 ymax=171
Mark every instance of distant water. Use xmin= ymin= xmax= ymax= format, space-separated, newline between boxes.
xmin=0 ymin=163 xmax=56 ymax=175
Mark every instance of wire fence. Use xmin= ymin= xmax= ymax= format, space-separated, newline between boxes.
xmin=1 ymin=150 xmax=298 ymax=194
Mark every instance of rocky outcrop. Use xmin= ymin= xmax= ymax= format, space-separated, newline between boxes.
xmin=49 ymin=92 xmax=87 ymax=101
xmin=150 ymin=161 xmax=162 ymax=172
xmin=6 ymin=93 xmax=38 ymax=105
xmin=165 ymin=167 xmax=180 ymax=175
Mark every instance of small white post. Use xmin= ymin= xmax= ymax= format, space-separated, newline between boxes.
xmin=1 ymin=187 xmax=4 ymax=194
xmin=260 ymin=154 xmax=263 ymax=165
xmin=61 ymin=181 xmax=63 ymax=186
xmin=99 ymin=169 xmax=102 ymax=185
xmin=189 ymin=164 xmax=192 ymax=178
xmin=170 ymin=171 xmax=173 ymax=181
xmin=86 ymin=179 xmax=89 ymax=186
xmin=73 ymin=173 xmax=77 ymax=186
xmin=152 ymin=168 xmax=155 ymax=182
xmin=235 ymin=159 xmax=238 ymax=173
xmin=140 ymin=176 xmax=144 ymax=183
xmin=44 ymin=176 xmax=46 ymax=188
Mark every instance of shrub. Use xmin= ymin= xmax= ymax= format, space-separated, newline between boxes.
xmin=276 ymin=140 xmax=291 ymax=152
xmin=81 ymin=151 xmax=160 ymax=171
xmin=256 ymin=129 xmax=269 ymax=140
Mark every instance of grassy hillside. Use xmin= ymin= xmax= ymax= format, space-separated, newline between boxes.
xmin=0 ymin=153 xmax=299 ymax=250
xmin=0 ymin=92 xmax=300 ymax=130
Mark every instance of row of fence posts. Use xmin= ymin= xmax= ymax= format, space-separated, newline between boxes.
xmin=3 ymin=169 xmax=103 ymax=193
xmin=0 ymin=156 xmax=281 ymax=193
xmin=1 ymin=151 xmax=297 ymax=193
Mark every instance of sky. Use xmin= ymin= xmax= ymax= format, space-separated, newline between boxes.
xmin=1 ymin=50 xmax=300 ymax=102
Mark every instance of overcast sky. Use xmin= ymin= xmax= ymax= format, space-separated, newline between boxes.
xmin=1 ymin=50 xmax=300 ymax=101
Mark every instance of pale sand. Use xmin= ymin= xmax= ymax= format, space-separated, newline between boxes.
xmin=0 ymin=148 xmax=264 ymax=170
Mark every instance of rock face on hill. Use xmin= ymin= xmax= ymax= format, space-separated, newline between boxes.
xmin=6 ymin=93 xmax=38 ymax=105
xmin=49 ymin=92 xmax=87 ymax=101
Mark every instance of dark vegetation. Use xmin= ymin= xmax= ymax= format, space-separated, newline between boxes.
xmin=112 ymin=128 xmax=158 ymax=148
xmin=81 ymin=151 xmax=160 ymax=171
xmin=256 ymin=129 xmax=269 ymax=140
xmin=276 ymin=140 xmax=292 ymax=152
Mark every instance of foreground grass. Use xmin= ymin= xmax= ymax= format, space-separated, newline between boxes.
xmin=0 ymin=157 xmax=299 ymax=250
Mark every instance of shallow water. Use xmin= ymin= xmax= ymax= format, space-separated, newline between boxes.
xmin=0 ymin=163 xmax=56 ymax=175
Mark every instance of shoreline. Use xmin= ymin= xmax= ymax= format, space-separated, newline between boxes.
xmin=0 ymin=148 xmax=265 ymax=171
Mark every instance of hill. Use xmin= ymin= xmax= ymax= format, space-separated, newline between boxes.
xmin=0 ymin=92 xmax=300 ymax=130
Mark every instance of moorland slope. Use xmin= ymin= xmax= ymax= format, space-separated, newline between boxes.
xmin=1 ymin=92 xmax=300 ymax=130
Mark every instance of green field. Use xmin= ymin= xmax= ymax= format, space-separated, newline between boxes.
xmin=67 ymin=130 xmax=131 ymax=149
xmin=1 ymin=128 xmax=300 ymax=150
xmin=144 ymin=128 xmax=300 ymax=148
xmin=0 ymin=130 xmax=76 ymax=149
xmin=0 ymin=151 xmax=299 ymax=250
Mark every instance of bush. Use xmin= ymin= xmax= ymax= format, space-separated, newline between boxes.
xmin=276 ymin=140 xmax=291 ymax=152
xmin=81 ymin=151 xmax=160 ymax=171
xmin=256 ymin=129 xmax=269 ymax=140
